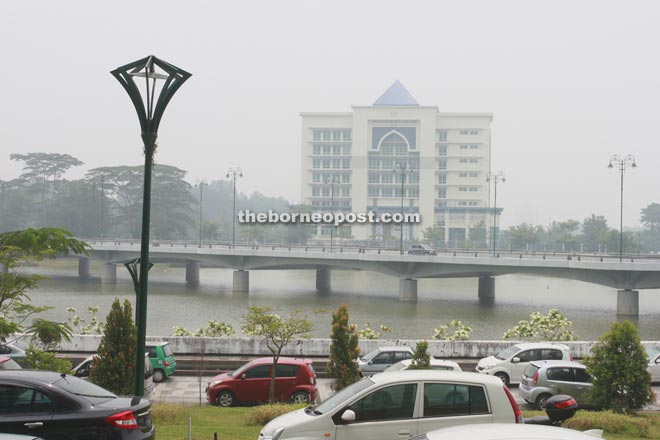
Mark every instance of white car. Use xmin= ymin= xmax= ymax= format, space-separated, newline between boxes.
xmin=258 ymin=370 xmax=523 ymax=440
xmin=358 ymin=346 xmax=414 ymax=375
xmin=384 ymin=358 xmax=462 ymax=372
xmin=475 ymin=343 xmax=572 ymax=385
xmin=410 ymin=423 xmax=604 ymax=440
xmin=646 ymin=346 xmax=660 ymax=382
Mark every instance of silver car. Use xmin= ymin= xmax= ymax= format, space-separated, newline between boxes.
xmin=358 ymin=346 xmax=414 ymax=375
xmin=646 ymin=346 xmax=660 ymax=382
xmin=519 ymin=360 xmax=593 ymax=409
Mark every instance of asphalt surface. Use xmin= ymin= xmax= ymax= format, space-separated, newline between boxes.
xmin=151 ymin=376 xmax=660 ymax=411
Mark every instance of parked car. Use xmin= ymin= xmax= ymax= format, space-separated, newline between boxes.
xmin=358 ymin=346 xmax=414 ymax=375
xmin=0 ymin=370 xmax=154 ymax=439
xmin=72 ymin=353 xmax=155 ymax=396
xmin=384 ymin=358 xmax=462 ymax=372
xmin=206 ymin=356 xmax=318 ymax=407
xmin=146 ymin=341 xmax=176 ymax=382
xmin=408 ymin=244 xmax=438 ymax=255
xmin=646 ymin=346 xmax=660 ymax=382
xmin=0 ymin=435 xmax=45 ymax=440
xmin=410 ymin=423 xmax=604 ymax=440
xmin=259 ymin=370 xmax=523 ymax=440
xmin=476 ymin=343 xmax=572 ymax=385
xmin=0 ymin=344 xmax=27 ymax=367
xmin=519 ymin=360 xmax=593 ymax=409
xmin=0 ymin=356 xmax=22 ymax=370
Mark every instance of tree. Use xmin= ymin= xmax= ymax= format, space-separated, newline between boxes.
xmin=408 ymin=340 xmax=431 ymax=370
xmin=422 ymin=225 xmax=445 ymax=247
xmin=327 ymin=304 xmax=361 ymax=391
xmin=583 ymin=320 xmax=654 ymax=413
xmin=242 ymin=306 xmax=313 ymax=402
xmin=582 ymin=214 xmax=612 ymax=252
xmin=90 ymin=298 xmax=137 ymax=396
xmin=433 ymin=320 xmax=472 ymax=341
xmin=503 ymin=223 xmax=542 ymax=250
xmin=0 ymin=227 xmax=88 ymax=346
xmin=503 ymin=309 xmax=577 ymax=341
xmin=640 ymin=203 xmax=660 ymax=231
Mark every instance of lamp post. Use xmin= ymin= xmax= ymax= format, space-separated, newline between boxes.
xmin=486 ymin=171 xmax=505 ymax=255
xmin=99 ymin=175 xmax=105 ymax=241
xmin=393 ymin=162 xmax=412 ymax=255
xmin=196 ymin=181 xmax=207 ymax=246
xmin=323 ymin=175 xmax=340 ymax=251
xmin=111 ymin=55 xmax=191 ymax=396
xmin=608 ymin=154 xmax=637 ymax=262
xmin=227 ymin=167 xmax=243 ymax=246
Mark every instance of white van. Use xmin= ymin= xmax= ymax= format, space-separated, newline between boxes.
xmin=258 ymin=370 xmax=522 ymax=440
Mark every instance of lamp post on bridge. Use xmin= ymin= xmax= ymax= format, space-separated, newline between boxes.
xmin=111 ymin=55 xmax=191 ymax=396
xmin=486 ymin=171 xmax=505 ymax=255
xmin=324 ymin=174 xmax=340 ymax=252
xmin=196 ymin=181 xmax=207 ymax=246
xmin=608 ymin=154 xmax=636 ymax=262
xmin=393 ymin=162 xmax=413 ymax=255
xmin=227 ymin=167 xmax=243 ymax=246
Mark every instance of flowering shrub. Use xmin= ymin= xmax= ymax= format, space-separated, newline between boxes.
xmin=356 ymin=322 xmax=393 ymax=340
xmin=171 ymin=321 xmax=235 ymax=337
xmin=503 ymin=309 xmax=577 ymax=341
xmin=433 ymin=320 xmax=472 ymax=341
xmin=67 ymin=306 xmax=102 ymax=335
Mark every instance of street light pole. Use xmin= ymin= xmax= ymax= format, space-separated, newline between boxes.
xmin=608 ymin=154 xmax=636 ymax=262
xmin=324 ymin=175 xmax=340 ymax=251
xmin=227 ymin=167 xmax=243 ymax=246
xmin=486 ymin=171 xmax=505 ymax=255
xmin=99 ymin=175 xmax=104 ymax=241
xmin=393 ymin=162 xmax=411 ymax=255
xmin=197 ymin=181 xmax=207 ymax=246
xmin=111 ymin=56 xmax=191 ymax=397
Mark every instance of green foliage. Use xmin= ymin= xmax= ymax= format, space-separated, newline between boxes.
xmin=25 ymin=345 xmax=72 ymax=373
xmin=246 ymin=403 xmax=307 ymax=426
xmin=503 ymin=309 xmax=577 ymax=341
xmin=327 ymin=304 xmax=362 ymax=391
xmin=171 ymin=321 xmax=235 ymax=337
xmin=356 ymin=322 xmax=393 ymax=340
xmin=67 ymin=306 xmax=103 ymax=335
xmin=90 ymin=298 xmax=138 ymax=396
xmin=433 ymin=320 xmax=472 ymax=341
xmin=583 ymin=320 xmax=654 ymax=413
xmin=408 ymin=340 xmax=431 ymax=369
xmin=562 ymin=410 xmax=654 ymax=438
xmin=242 ymin=306 xmax=313 ymax=402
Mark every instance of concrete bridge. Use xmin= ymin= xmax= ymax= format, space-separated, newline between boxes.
xmin=75 ymin=240 xmax=660 ymax=316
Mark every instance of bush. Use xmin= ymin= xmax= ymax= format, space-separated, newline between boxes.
xmin=25 ymin=345 xmax=72 ymax=373
xmin=583 ymin=320 xmax=654 ymax=413
xmin=503 ymin=309 xmax=577 ymax=341
xmin=408 ymin=340 xmax=431 ymax=369
xmin=562 ymin=410 xmax=653 ymax=438
xmin=433 ymin=320 xmax=472 ymax=341
xmin=327 ymin=304 xmax=362 ymax=391
xmin=246 ymin=403 xmax=306 ymax=426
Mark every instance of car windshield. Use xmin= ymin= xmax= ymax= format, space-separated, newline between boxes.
xmin=646 ymin=347 xmax=660 ymax=360
xmin=229 ymin=360 xmax=256 ymax=377
xmin=162 ymin=344 xmax=174 ymax=357
xmin=361 ymin=349 xmax=381 ymax=361
xmin=384 ymin=361 xmax=408 ymax=372
xmin=523 ymin=364 xmax=540 ymax=378
xmin=314 ymin=377 xmax=374 ymax=414
xmin=0 ymin=358 xmax=21 ymax=369
xmin=55 ymin=375 xmax=117 ymax=398
xmin=495 ymin=345 xmax=521 ymax=360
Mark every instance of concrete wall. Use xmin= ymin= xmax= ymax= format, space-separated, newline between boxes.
xmin=58 ymin=335 xmax=660 ymax=359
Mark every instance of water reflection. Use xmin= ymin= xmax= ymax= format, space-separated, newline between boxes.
xmin=26 ymin=264 xmax=660 ymax=341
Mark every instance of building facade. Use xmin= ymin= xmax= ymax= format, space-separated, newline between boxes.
xmin=300 ymin=81 xmax=500 ymax=246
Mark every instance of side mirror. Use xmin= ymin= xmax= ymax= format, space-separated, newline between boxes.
xmin=368 ymin=361 xmax=373 ymax=365
xmin=341 ymin=409 xmax=356 ymax=422
xmin=511 ymin=357 xmax=520 ymax=364
xmin=655 ymin=358 xmax=660 ymax=364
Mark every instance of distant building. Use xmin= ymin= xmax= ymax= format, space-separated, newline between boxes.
xmin=300 ymin=81 xmax=500 ymax=246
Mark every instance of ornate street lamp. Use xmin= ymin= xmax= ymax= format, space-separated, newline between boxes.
xmin=196 ymin=181 xmax=207 ymax=246
xmin=486 ymin=171 xmax=505 ymax=255
xmin=323 ymin=174 xmax=341 ymax=251
xmin=111 ymin=55 xmax=191 ymax=396
xmin=608 ymin=154 xmax=637 ymax=262
xmin=227 ymin=167 xmax=243 ymax=246
xmin=393 ymin=162 xmax=413 ymax=255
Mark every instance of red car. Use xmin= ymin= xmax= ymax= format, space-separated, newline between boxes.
xmin=206 ymin=357 xmax=318 ymax=407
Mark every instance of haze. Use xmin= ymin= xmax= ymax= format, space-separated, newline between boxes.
xmin=2 ymin=0 xmax=658 ymax=228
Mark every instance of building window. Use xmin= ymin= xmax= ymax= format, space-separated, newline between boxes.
xmin=312 ymin=188 xmax=320 ymax=196
xmin=436 ymin=130 xmax=448 ymax=142
xmin=469 ymin=158 xmax=479 ymax=163
xmin=322 ymin=188 xmax=330 ymax=197
xmin=322 ymin=145 xmax=330 ymax=155
xmin=438 ymin=159 xmax=447 ymax=170
xmin=459 ymin=172 xmax=468 ymax=178
xmin=382 ymin=188 xmax=393 ymax=197
xmin=469 ymin=172 xmax=478 ymax=178
xmin=332 ymin=159 xmax=340 ymax=169
xmin=459 ymin=144 xmax=469 ymax=149
xmin=459 ymin=187 xmax=468 ymax=192
xmin=342 ymin=187 xmax=350 ymax=197
xmin=409 ymin=173 xmax=419 ymax=184
xmin=368 ymin=173 xmax=380 ymax=183
xmin=438 ymin=188 xmax=447 ymax=198
xmin=313 ymin=145 xmax=321 ymax=155
xmin=313 ymin=130 xmax=321 ymax=141
xmin=382 ymin=174 xmax=393 ymax=184
xmin=470 ymin=144 xmax=479 ymax=149
xmin=437 ymin=144 xmax=447 ymax=156
xmin=459 ymin=130 xmax=469 ymax=135
xmin=342 ymin=129 xmax=352 ymax=141
xmin=342 ymin=159 xmax=350 ymax=169
xmin=469 ymin=187 xmax=478 ymax=192
xmin=438 ymin=174 xmax=447 ymax=184
xmin=459 ymin=158 xmax=468 ymax=163
xmin=382 ymin=159 xmax=394 ymax=169
xmin=368 ymin=187 xmax=379 ymax=197
xmin=369 ymin=159 xmax=380 ymax=169
xmin=312 ymin=174 xmax=320 ymax=183
xmin=469 ymin=130 xmax=480 ymax=135
xmin=342 ymin=174 xmax=350 ymax=183
xmin=322 ymin=160 xmax=331 ymax=169
xmin=409 ymin=188 xmax=419 ymax=198
xmin=469 ymin=201 xmax=478 ymax=206
xmin=322 ymin=130 xmax=331 ymax=141
xmin=312 ymin=159 xmax=320 ymax=169
xmin=332 ymin=145 xmax=340 ymax=155
xmin=458 ymin=201 xmax=467 ymax=206
xmin=342 ymin=145 xmax=351 ymax=155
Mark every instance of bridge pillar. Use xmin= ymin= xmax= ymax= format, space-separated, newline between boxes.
xmin=78 ymin=258 xmax=91 ymax=280
xmin=617 ymin=289 xmax=639 ymax=316
xmin=399 ymin=278 xmax=418 ymax=302
xmin=185 ymin=262 xmax=200 ymax=286
xmin=233 ymin=270 xmax=249 ymax=293
xmin=478 ymin=276 xmax=495 ymax=303
xmin=315 ymin=269 xmax=331 ymax=293
xmin=100 ymin=263 xmax=116 ymax=284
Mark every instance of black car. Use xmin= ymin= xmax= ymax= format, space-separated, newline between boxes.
xmin=0 ymin=370 xmax=154 ymax=439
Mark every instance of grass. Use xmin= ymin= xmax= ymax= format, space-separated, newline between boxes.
xmin=152 ymin=404 xmax=660 ymax=440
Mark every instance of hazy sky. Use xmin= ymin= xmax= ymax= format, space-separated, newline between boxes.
xmin=2 ymin=1 xmax=659 ymax=228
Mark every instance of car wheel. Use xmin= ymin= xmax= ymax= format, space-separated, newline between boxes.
xmin=494 ymin=372 xmax=510 ymax=386
xmin=153 ymin=369 xmax=166 ymax=383
xmin=535 ymin=393 xmax=552 ymax=410
xmin=217 ymin=390 xmax=235 ymax=407
xmin=290 ymin=391 xmax=310 ymax=405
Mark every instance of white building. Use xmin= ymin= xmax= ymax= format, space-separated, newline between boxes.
xmin=300 ymin=81 xmax=500 ymax=247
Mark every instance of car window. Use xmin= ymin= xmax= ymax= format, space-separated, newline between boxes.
xmin=275 ymin=364 xmax=299 ymax=378
xmin=495 ymin=345 xmax=521 ymax=360
xmin=542 ymin=349 xmax=563 ymax=360
xmin=347 ymin=383 xmax=417 ymax=422
xmin=523 ymin=364 xmax=540 ymax=378
xmin=573 ymin=368 xmax=590 ymax=383
xmin=371 ymin=352 xmax=392 ymax=365
xmin=423 ymin=383 xmax=489 ymax=417
xmin=0 ymin=385 xmax=53 ymax=413
xmin=162 ymin=344 xmax=174 ymax=357
xmin=516 ymin=349 xmax=540 ymax=362
xmin=0 ymin=345 xmax=10 ymax=355
xmin=546 ymin=367 xmax=574 ymax=382
xmin=76 ymin=359 xmax=92 ymax=377
xmin=245 ymin=365 xmax=272 ymax=378
xmin=316 ymin=378 xmax=374 ymax=414
xmin=147 ymin=347 xmax=157 ymax=358
xmin=395 ymin=351 xmax=412 ymax=361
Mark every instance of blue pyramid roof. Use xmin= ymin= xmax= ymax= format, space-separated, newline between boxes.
xmin=373 ymin=80 xmax=419 ymax=106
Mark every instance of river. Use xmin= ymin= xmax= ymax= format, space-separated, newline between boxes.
xmin=24 ymin=262 xmax=660 ymax=341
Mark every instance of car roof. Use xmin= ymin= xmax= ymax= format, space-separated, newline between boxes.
xmin=250 ymin=356 xmax=313 ymax=365
xmin=371 ymin=370 xmax=504 ymax=386
xmin=531 ymin=360 xmax=586 ymax=369
xmin=0 ymin=369 xmax=75 ymax=384
xmin=375 ymin=346 xmax=414 ymax=351
xmin=146 ymin=341 xmax=169 ymax=347
xmin=398 ymin=358 xmax=460 ymax=367
xmin=423 ymin=423 xmax=603 ymax=439
xmin=512 ymin=342 xmax=570 ymax=350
